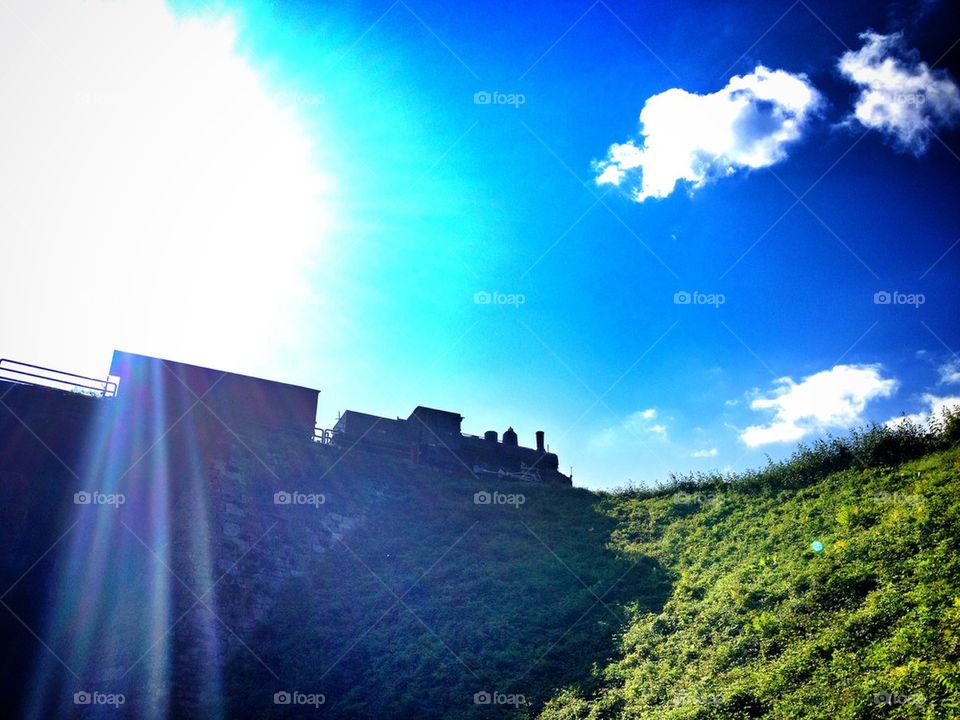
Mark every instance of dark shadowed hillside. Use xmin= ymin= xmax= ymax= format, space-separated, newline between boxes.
xmin=217 ymin=440 xmax=673 ymax=719
xmin=0 ymin=382 xmax=669 ymax=719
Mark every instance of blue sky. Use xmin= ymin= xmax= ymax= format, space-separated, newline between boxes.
xmin=2 ymin=0 xmax=959 ymax=488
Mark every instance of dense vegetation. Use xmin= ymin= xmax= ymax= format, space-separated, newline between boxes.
xmin=223 ymin=413 xmax=960 ymax=718
xmin=542 ymin=412 xmax=960 ymax=719
xmin=226 ymin=451 xmax=672 ymax=718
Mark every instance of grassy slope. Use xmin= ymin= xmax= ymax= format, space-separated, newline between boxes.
xmin=220 ymin=420 xmax=960 ymax=718
xmin=541 ymin=440 xmax=960 ymax=719
xmin=224 ymin=451 xmax=672 ymax=719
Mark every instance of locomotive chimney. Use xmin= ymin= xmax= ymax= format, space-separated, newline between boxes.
xmin=536 ymin=430 xmax=545 ymax=452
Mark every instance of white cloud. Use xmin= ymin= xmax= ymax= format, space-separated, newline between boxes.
xmin=939 ymin=359 xmax=960 ymax=384
xmin=595 ymin=65 xmax=821 ymax=200
xmin=838 ymin=31 xmax=960 ymax=154
xmin=741 ymin=364 xmax=897 ymax=447
xmin=0 ymin=0 xmax=331 ymax=380
xmin=692 ymin=448 xmax=718 ymax=458
xmin=624 ymin=408 xmax=657 ymax=429
xmin=624 ymin=409 xmax=668 ymax=438
xmin=886 ymin=393 xmax=960 ymax=428
xmin=626 ymin=414 xmax=667 ymax=438
xmin=588 ymin=408 xmax=668 ymax=450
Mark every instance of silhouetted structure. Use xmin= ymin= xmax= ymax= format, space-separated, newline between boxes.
xmin=110 ymin=351 xmax=320 ymax=436
xmin=331 ymin=407 xmax=570 ymax=484
xmin=0 ymin=349 xmax=573 ymax=719
xmin=1 ymin=350 xmax=570 ymax=484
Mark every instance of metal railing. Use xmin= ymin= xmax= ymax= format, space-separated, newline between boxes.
xmin=314 ymin=427 xmax=334 ymax=444
xmin=0 ymin=358 xmax=118 ymax=397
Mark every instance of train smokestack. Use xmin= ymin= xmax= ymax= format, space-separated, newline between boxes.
xmin=536 ymin=430 xmax=545 ymax=452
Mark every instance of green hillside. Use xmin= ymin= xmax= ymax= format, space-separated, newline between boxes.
xmin=219 ymin=415 xmax=960 ymax=719
xmin=542 ymin=415 xmax=960 ymax=719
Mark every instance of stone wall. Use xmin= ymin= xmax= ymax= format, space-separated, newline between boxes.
xmin=0 ymin=383 xmax=377 ymax=718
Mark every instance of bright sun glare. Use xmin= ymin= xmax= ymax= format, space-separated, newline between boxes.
xmin=0 ymin=0 xmax=330 ymax=379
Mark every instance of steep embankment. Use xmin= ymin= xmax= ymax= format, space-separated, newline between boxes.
xmin=223 ymin=446 xmax=671 ymax=719
xmin=541 ymin=425 xmax=960 ymax=719
xmin=4 ymin=384 xmax=957 ymax=718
